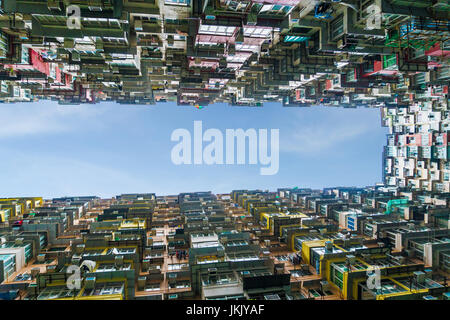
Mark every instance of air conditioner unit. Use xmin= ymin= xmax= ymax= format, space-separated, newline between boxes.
xmin=135 ymin=20 xmax=143 ymax=31
xmin=346 ymin=255 xmax=356 ymax=265
xmin=64 ymin=38 xmax=74 ymax=49
xmin=208 ymin=267 xmax=217 ymax=274
xmin=71 ymin=256 xmax=81 ymax=265
xmin=149 ymin=265 xmax=161 ymax=274
xmin=76 ymin=244 xmax=85 ymax=254
xmin=47 ymin=0 xmax=61 ymax=10
xmin=85 ymin=276 xmax=96 ymax=290
xmin=290 ymin=9 xmax=300 ymax=23
xmin=142 ymin=259 xmax=150 ymax=271
xmin=71 ymin=52 xmax=80 ymax=62
xmin=46 ymin=265 xmax=57 ymax=273
xmin=31 ymin=267 xmax=40 ymax=279
xmin=27 ymin=284 xmax=38 ymax=296
xmin=247 ymin=13 xmax=257 ymax=25
xmin=88 ymin=0 xmax=103 ymax=11
xmin=424 ymin=269 xmax=432 ymax=279
xmin=320 ymin=280 xmax=330 ymax=291
xmin=138 ymin=276 xmax=147 ymax=290
xmin=414 ymin=271 xmax=425 ymax=284
xmin=115 ymin=255 xmax=124 ymax=267
xmin=275 ymin=266 xmax=284 ymax=274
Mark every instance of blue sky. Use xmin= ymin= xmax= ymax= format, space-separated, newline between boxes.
xmin=0 ymin=101 xmax=388 ymax=198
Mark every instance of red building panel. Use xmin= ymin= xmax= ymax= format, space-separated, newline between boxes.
xmin=29 ymin=49 xmax=50 ymax=76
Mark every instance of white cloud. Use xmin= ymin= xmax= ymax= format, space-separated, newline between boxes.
xmin=0 ymin=149 xmax=150 ymax=199
xmin=0 ymin=102 xmax=107 ymax=139
xmin=281 ymin=112 xmax=375 ymax=155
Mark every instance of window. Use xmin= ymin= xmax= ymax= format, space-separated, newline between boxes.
xmin=227 ymin=55 xmax=248 ymax=63
xmin=145 ymin=283 xmax=160 ymax=291
xmin=96 ymin=263 xmax=132 ymax=271
xmin=94 ymin=283 xmax=124 ymax=296
xmin=168 ymin=263 xmax=188 ymax=270
xmin=330 ymin=263 xmax=344 ymax=289
xmin=225 ymin=0 xmax=250 ymax=11
xmin=244 ymin=27 xmax=272 ymax=38
xmin=226 ymin=253 xmax=258 ymax=262
xmin=330 ymin=15 xmax=344 ymax=40
xmin=198 ymin=24 xmax=236 ymax=36
xmin=165 ymin=0 xmax=190 ymax=5
xmin=236 ymin=44 xmax=259 ymax=52
xmin=258 ymin=4 xmax=291 ymax=15
xmin=169 ymin=280 xmax=190 ymax=289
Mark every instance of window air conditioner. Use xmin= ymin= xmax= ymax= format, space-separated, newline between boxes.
xmin=47 ymin=0 xmax=61 ymax=10
xmin=89 ymin=0 xmax=103 ymax=11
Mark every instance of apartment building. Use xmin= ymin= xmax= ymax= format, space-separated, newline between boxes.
xmin=0 ymin=0 xmax=446 ymax=108
xmin=0 ymin=187 xmax=448 ymax=300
